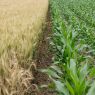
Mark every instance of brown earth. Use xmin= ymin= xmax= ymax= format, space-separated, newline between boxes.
xmin=31 ymin=10 xmax=57 ymax=95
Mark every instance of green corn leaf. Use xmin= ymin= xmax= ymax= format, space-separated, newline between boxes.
xmin=69 ymin=59 xmax=77 ymax=76
xmin=79 ymin=63 xmax=88 ymax=82
xmin=41 ymin=69 xmax=60 ymax=78
xmin=66 ymin=80 xmax=75 ymax=95
xmin=50 ymin=65 xmax=62 ymax=74
xmin=90 ymin=67 xmax=95 ymax=78
xmin=87 ymin=82 xmax=95 ymax=95
xmin=69 ymin=59 xmax=79 ymax=92
xmin=53 ymin=79 xmax=70 ymax=95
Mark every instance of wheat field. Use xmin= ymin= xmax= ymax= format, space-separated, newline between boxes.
xmin=0 ymin=0 xmax=48 ymax=57
xmin=0 ymin=0 xmax=48 ymax=95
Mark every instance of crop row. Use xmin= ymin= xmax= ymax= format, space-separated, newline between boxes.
xmin=43 ymin=0 xmax=95 ymax=95
xmin=57 ymin=0 xmax=95 ymax=51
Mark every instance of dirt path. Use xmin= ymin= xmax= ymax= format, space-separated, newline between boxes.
xmin=32 ymin=10 xmax=57 ymax=95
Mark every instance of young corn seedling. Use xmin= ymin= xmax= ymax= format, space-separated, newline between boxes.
xmin=42 ymin=0 xmax=95 ymax=95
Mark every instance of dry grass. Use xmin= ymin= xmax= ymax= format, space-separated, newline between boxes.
xmin=0 ymin=0 xmax=48 ymax=95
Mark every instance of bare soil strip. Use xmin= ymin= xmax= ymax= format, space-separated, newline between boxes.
xmin=32 ymin=10 xmax=57 ymax=95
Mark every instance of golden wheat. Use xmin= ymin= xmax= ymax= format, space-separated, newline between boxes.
xmin=0 ymin=0 xmax=48 ymax=57
xmin=0 ymin=0 xmax=48 ymax=95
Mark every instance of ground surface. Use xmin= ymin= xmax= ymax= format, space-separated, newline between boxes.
xmin=32 ymin=10 xmax=57 ymax=95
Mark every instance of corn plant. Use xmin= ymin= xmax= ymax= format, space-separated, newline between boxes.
xmin=43 ymin=59 xmax=95 ymax=95
xmin=42 ymin=0 xmax=95 ymax=95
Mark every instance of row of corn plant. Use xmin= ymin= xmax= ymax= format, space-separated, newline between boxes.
xmin=56 ymin=0 xmax=95 ymax=51
xmin=42 ymin=0 xmax=95 ymax=95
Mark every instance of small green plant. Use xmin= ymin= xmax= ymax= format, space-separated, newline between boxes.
xmin=43 ymin=59 xmax=95 ymax=95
